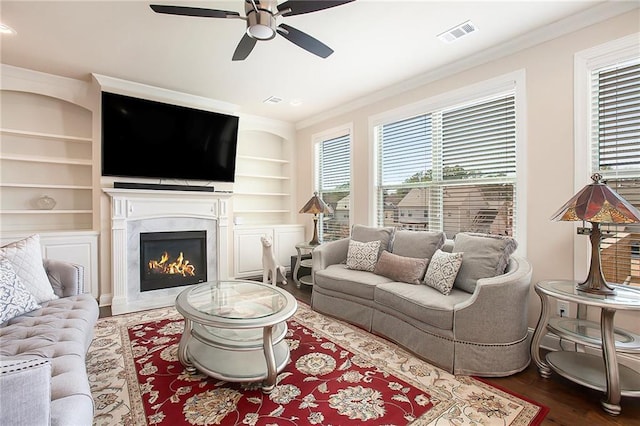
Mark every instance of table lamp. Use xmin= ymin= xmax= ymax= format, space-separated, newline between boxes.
xmin=299 ymin=192 xmax=333 ymax=245
xmin=551 ymin=173 xmax=640 ymax=295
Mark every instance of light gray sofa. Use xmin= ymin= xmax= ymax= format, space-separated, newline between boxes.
xmin=0 ymin=259 xmax=99 ymax=426
xmin=311 ymin=225 xmax=533 ymax=377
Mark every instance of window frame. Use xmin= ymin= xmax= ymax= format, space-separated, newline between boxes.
xmin=312 ymin=124 xmax=353 ymax=242
xmin=368 ymin=70 xmax=527 ymax=252
xmin=574 ymin=33 xmax=639 ymax=281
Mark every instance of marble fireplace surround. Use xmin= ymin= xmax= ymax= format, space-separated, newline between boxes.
xmin=104 ymin=188 xmax=231 ymax=314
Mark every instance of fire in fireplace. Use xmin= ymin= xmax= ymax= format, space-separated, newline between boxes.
xmin=140 ymin=230 xmax=207 ymax=292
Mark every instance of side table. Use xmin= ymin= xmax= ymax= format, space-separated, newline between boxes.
xmin=530 ymin=280 xmax=640 ymax=415
xmin=293 ymin=242 xmax=318 ymax=288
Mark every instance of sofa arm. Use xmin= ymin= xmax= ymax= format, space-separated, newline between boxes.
xmin=43 ymin=259 xmax=85 ymax=298
xmin=0 ymin=358 xmax=51 ymax=425
xmin=453 ymin=256 xmax=533 ymax=344
xmin=312 ymin=238 xmax=349 ymax=273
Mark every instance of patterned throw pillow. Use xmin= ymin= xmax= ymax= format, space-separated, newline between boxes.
xmin=346 ymin=239 xmax=381 ymax=272
xmin=423 ymin=249 xmax=463 ymax=295
xmin=374 ymin=250 xmax=429 ymax=284
xmin=0 ymin=234 xmax=57 ymax=303
xmin=0 ymin=258 xmax=41 ymax=323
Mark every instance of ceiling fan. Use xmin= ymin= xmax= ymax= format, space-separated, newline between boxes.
xmin=150 ymin=0 xmax=355 ymax=61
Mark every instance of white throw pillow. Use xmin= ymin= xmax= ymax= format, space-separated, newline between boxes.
xmin=0 ymin=258 xmax=41 ymax=323
xmin=423 ymin=249 xmax=463 ymax=295
xmin=0 ymin=235 xmax=57 ymax=303
xmin=346 ymin=239 xmax=381 ymax=272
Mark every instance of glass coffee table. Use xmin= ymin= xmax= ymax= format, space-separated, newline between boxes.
xmin=175 ymin=280 xmax=297 ymax=393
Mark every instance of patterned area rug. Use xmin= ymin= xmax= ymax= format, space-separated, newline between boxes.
xmin=88 ymin=303 xmax=547 ymax=425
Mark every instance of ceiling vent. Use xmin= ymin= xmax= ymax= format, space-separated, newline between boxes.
xmin=437 ymin=20 xmax=477 ymax=43
xmin=263 ymin=96 xmax=283 ymax=105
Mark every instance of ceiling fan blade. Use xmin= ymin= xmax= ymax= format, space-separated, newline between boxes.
xmin=232 ymin=34 xmax=257 ymax=61
xmin=150 ymin=5 xmax=240 ymax=18
xmin=277 ymin=24 xmax=333 ymax=58
xmin=277 ymin=0 xmax=355 ymax=17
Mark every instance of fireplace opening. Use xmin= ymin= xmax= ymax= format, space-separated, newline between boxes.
xmin=140 ymin=230 xmax=207 ymax=292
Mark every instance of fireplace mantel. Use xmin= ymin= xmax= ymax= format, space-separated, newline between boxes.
xmin=104 ymin=187 xmax=231 ymax=314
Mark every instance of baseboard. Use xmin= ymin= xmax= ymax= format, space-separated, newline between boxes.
xmin=99 ymin=293 xmax=113 ymax=307
xmin=528 ymin=327 xmax=640 ymax=371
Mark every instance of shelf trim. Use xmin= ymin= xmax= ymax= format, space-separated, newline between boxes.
xmin=233 ymin=192 xmax=289 ymax=196
xmin=1 ymin=128 xmax=92 ymax=143
xmin=0 ymin=154 xmax=92 ymax=166
xmin=235 ymin=173 xmax=290 ymax=180
xmin=233 ymin=209 xmax=290 ymax=214
xmin=237 ymin=155 xmax=289 ymax=164
xmin=0 ymin=209 xmax=92 ymax=214
xmin=547 ymin=317 xmax=640 ymax=353
xmin=0 ymin=183 xmax=93 ymax=190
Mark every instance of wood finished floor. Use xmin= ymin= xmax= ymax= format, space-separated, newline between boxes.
xmin=99 ymin=280 xmax=640 ymax=425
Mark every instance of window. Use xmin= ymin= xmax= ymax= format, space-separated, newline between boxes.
xmin=315 ymin=129 xmax=351 ymax=241
xmin=589 ymin=58 xmax=640 ymax=286
xmin=375 ymin=90 xmax=518 ymax=238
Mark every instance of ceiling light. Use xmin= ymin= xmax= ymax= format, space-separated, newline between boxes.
xmin=246 ymin=10 xmax=276 ymax=40
xmin=263 ymin=96 xmax=283 ymax=105
xmin=290 ymin=99 xmax=303 ymax=107
xmin=0 ymin=23 xmax=16 ymax=35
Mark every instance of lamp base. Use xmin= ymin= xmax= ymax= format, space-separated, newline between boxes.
xmin=308 ymin=216 xmax=320 ymax=246
xmin=576 ymin=222 xmax=616 ymax=296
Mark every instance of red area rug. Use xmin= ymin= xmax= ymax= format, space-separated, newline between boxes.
xmin=88 ymin=303 xmax=548 ymax=425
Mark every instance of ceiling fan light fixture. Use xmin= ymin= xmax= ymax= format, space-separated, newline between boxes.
xmin=246 ymin=10 xmax=276 ymax=40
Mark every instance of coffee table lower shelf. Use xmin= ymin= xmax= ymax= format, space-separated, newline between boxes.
xmin=186 ymin=337 xmax=291 ymax=384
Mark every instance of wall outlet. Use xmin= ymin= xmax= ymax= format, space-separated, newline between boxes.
xmin=557 ymin=301 xmax=569 ymax=317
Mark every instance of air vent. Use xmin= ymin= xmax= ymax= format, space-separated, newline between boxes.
xmin=437 ymin=20 xmax=477 ymax=43
xmin=263 ymin=96 xmax=283 ymax=105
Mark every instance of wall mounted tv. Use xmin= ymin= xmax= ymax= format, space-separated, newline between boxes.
xmin=101 ymin=91 xmax=239 ymax=182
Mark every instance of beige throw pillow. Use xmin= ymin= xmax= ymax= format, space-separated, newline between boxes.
xmin=346 ymin=239 xmax=381 ymax=272
xmin=423 ymin=249 xmax=463 ymax=295
xmin=374 ymin=250 xmax=429 ymax=284
xmin=0 ymin=235 xmax=57 ymax=303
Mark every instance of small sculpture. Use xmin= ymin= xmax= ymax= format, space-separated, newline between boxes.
xmin=260 ymin=235 xmax=287 ymax=286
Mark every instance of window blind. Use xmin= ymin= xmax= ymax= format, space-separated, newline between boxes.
xmin=376 ymin=93 xmax=517 ymax=238
xmin=316 ymin=134 xmax=351 ymax=241
xmin=592 ymin=59 xmax=640 ymax=286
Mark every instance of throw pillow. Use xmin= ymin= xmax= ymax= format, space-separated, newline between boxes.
xmin=0 ymin=258 xmax=41 ymax=323
xmin=346 ymin=239 xmax=381 ymax=272
xmin=351 ymin=224 xmax=394 ymax=257
xmin=423 ymin=249 xmax=463 ymax=295
xmin=391 ymin=230 xmax=446 ymax=259
xmin=452 ymin=232 xmax=518 ymax=294
xmin=0 ymin=234 xmax=57 ymax=303
xmin=373 ymin=250 xmax=429 ymax=284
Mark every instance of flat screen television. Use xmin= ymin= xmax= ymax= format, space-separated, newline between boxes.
xmin=101 ymin=91 xmax=239 ymax=182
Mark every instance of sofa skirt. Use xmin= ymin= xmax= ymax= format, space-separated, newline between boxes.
xmin=311 ymin=288 xmax=375 ymax=332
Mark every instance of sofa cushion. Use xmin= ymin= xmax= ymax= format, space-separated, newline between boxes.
xmin=351 ymin=224 xmax=394 ymax=256
xmin=0 ymin=235 xmax=58 ymax=303
xmin=373 ymin=250 xmax=429 ymax=285
xmin=374 ymin=282 xmax=471 ymax=331
xmin=452 ymin=232 xmax=518 ymax=294
xmin=346 ymin=239 xmax=380 ymax=272
xmin=0 ymin=259 xmax=41 ymax=323
xmin=423 ymin=249 xmax=463 ymax=295
xmin=391 ymin=230 xmax=446 ymax=260
xmin=315 ymin=264 xmax=393 ymax=300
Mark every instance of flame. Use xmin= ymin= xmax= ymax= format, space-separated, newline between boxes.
xmin=148 ymin=251 xmax=195 ymax=277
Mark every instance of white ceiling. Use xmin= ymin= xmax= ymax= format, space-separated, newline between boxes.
xmin=0 ymin=1 xmax=634 ymax=124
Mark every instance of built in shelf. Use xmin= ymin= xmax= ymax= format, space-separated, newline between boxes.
xmin=233 ymin=192 xmax=289 ymax=196
xmin=0 ymin=183 xmax=92 ymax=190
xmin=233 ymin=209 xmax=290 ymax=214
xmin=236 ymin=155 xmax=289 ymax=164
xmin=0 ymin=128 xmax=92 ymax=143
xmin=235 ymin=173 xmax=290 ymax=180
xmin=0 ymin=210 xmax=92 ymax=214
xmin=0 ymin=153 xmax=92 ymax=166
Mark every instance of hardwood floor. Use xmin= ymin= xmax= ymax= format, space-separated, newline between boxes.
xmin=99 ymin=279 xmax=640 ymax=425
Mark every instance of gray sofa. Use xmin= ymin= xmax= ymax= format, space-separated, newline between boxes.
xmin=311 ymin=225 xmax=533 ymax=377
xmin=0 ymin=259 xmax=99 ymax=426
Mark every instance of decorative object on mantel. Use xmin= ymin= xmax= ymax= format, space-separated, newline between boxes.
xmin=551 ymin=173 xmax=640 ymax=295
xmin=35 ymin=195 xmax=56 ymax=210
xmin=299 ymin=192 xmax=333 ymax=246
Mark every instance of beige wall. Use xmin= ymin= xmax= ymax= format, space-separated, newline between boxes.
xmin=295 ymin=10 xmax=640 ymax=336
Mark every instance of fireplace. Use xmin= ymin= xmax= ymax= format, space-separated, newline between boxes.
xmin=140 ymin=230 xmax=207 ymax=292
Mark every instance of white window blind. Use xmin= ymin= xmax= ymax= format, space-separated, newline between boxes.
xmin=592 ymin=59 xmax=640 ymax=286
xmin=316 ymin=133 xmax=351 ymax=241
xmin=376 ymin=93 xmax=517 ymax=238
